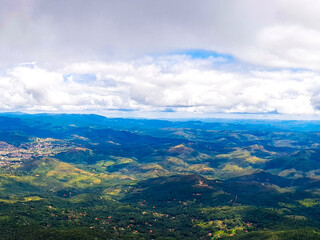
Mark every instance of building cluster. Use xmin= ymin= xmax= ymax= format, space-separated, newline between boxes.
xmin=0 ymin=138 xmax=72 ymax=168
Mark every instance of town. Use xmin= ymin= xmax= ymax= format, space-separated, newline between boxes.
xmin=0 ymin=138 xmax=72 ymax=168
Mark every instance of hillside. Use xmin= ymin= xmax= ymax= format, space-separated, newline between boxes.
xmin=0 ymin=113 xmax=319 ymax=239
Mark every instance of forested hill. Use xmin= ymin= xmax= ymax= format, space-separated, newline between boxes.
xmin=0 ymin=113 xmax=319 ymax=239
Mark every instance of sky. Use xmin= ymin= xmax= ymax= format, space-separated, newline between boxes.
xmin=1 ymin=0 xmax=320 ymax=119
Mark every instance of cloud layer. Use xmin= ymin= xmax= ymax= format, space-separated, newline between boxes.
xmin=1 ymin=1 xmax=320 ymax=117
xmin=1 ymin=56 xmax=320 ymax=116
xmin=1 ymin=0 xmax=320 ymax=70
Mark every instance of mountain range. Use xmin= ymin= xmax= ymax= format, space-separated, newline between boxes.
xmin=0 ymin=113 xmax=319 ymax=239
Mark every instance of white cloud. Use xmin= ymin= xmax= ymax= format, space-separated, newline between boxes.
xmin=1 ymin=1 xmax=320 ymax=117
xmin=0 ymin=57 xmax=320 ymax=116
xmin=236 ymin=24 xmax=320 ymax=69
xmin=1 ymin=0 xmax=320 ymax=70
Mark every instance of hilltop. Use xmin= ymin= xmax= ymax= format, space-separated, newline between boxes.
xmin=0 ymin=113 xmax=319 ymax=239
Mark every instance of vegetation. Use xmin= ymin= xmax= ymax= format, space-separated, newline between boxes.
xmin=0 ymin=113 xmax=319 ymax=239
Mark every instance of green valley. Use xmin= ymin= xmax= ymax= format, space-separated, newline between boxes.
xmin=0 ymin=113 xmax=319 ymax=239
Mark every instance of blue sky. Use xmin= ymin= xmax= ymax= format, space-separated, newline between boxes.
xmin=170 ymin=50 xmax=234 ymax=61
xmin=1 ymin=0 xmax=320 ymax=119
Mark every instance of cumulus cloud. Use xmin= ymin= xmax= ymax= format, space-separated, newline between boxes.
xmin=0 ymin=56 xmax=320 ymax=116
xmin=1 ymin=1 xmax=320 ymax=117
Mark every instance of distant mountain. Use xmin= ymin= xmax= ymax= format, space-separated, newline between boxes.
xmin=0 ymin=113 xmax=319 ymax=239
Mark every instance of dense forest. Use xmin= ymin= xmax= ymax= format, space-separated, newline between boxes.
xmin=0 ymin=113 xmax=319 ymax=239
